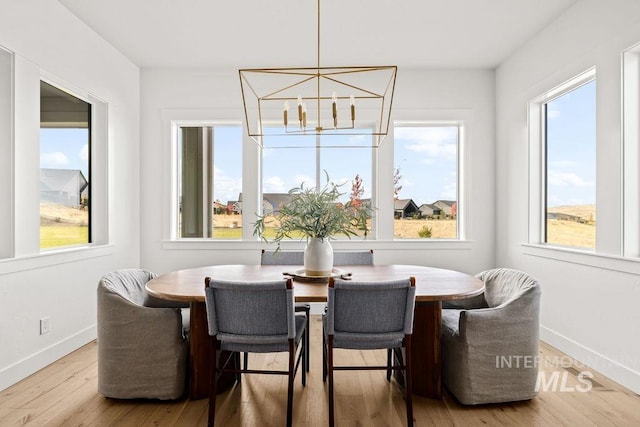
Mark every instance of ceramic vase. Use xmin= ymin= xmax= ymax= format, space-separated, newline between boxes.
xmin=304 ymin=238 xmax=333 ymax=276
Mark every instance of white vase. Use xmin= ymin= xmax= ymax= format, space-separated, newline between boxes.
xmin=304 ymin=238 xmax=334 ymax=276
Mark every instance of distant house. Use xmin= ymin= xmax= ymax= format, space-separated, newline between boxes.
xmin=233 ymin=193 xmax=294 ymax=215
xmin=433 ymin=200 xmax=456 ymax=216
xmin=547 ymin=212 xmax=585 ymax=223
xmin=263 ymin=193 xmax=294 ymax=215
xmin=394 ymin=199 xmax=420 ymax=219
xmin=226 ymin=200 xmax=239 ymax=215
xmin=419 ymin=203 xmax=442 ymax=217
xmin=40 ymin=168 xmax=88 ymax=208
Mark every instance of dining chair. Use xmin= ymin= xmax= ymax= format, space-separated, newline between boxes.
xmin=441 ymin=268 xmax=541 ymax=405
xmin=204 ymin=277 xmax=306 ymax=427
xmin=260 ymin=249 xmax=374 ymax=373
xmin=97 ymin=269 xmax=189 ymax=400
xmin=323 ymin=276 xmax=416 ymax=427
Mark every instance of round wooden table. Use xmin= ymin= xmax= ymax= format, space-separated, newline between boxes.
xmin=146 ymin=264 xmax=484 ymax=399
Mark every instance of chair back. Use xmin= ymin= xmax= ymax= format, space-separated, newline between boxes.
xmin=326 ymin=277 xmax=415 ymax=336
xmin=205 ymin=279 xmax=296 ymax=343
xmin=261 ymin=250 xmax=373 ymax=266
xmin=477 ymin=268 xmax=540 ymax=308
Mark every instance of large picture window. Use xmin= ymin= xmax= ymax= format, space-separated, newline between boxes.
xmin=393 ymin=124 xmax=459 ymax=239
xmin=261 ymin=131 xmax=374 ymax=239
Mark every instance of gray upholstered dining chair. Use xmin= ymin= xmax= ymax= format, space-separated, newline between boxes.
xmin=97 ymin=269 xmax=189 ymax=400
xmin=260 ymin=249 xmax=374 ymax=373
xmin=204 ymin=277 xmax=306 ymax=427
xmin=441 ymin=268 xmax=541 ymax=405
xmin=323 ymin=277 xmax=416 ymax=427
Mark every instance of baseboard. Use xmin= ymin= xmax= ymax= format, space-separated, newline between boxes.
xmin=0 ymin=324 xmax=97 ymax=392
xmin=540 ymin=325 xmax=640 ymax=394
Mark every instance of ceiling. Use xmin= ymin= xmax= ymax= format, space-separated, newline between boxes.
xmin=59 ymin=0 xmax=579 ymax=69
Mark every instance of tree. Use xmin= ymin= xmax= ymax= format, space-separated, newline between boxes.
xmin=350 ymin=174 xmax=364 ymax=207
xmin=393 ymin=168 xmax=403 ymax=200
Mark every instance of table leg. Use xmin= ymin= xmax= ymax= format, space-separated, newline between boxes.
xmin=395 ymin=301 xmax=443 ymax=398
xmin=189 ymin=302 xmax=237 ymax=399
xmin=412 ymin=300 xmax=442 ymax=398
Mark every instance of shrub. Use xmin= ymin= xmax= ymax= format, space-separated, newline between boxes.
xmin=418 ymin=225 xmax=432 ymax=238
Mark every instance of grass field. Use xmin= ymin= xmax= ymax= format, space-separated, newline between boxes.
xmin=546 ymin=204 xmax=595 ymax=249
xmin=39 ymin=205 xmax=596 ymax=247
xmin=40 ymin=226 xmax=89 ymax=249
xmin=40 ymin=203 xmax=89 ymax=249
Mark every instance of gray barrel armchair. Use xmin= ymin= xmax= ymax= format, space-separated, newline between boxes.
xmin=97 ymin=269 xmax=189 ymax=400
xmin=441 ymin=268 xmax=542 ymax=405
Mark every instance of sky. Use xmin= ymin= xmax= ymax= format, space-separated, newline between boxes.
xmin=545 ymin=80 xmax=596 ymax=207
xmin=40 ymin=128 xmax=89 ymax=178
xmin=40 ymin=80 xmax=596 ymax=210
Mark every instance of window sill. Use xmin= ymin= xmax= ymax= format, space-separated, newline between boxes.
xmin=0 ymin=244 xmax=114 ymax=276
xmin=521 ymin=243 xmax=640 ymax=275
xmin=162 ymin=239 xmax=474 ymax=251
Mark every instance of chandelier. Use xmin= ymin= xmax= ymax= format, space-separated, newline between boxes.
xmin=239 ymin=0 xmax=397 ymax=148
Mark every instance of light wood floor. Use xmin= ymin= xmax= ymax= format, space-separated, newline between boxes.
xmin=1 ymin=316 xmax=639 ymax=426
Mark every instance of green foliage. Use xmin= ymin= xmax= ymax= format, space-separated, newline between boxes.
xmin=418 ymin=225 xmax=432 ymax=238
xmin=253 ymin=172 xmax=372 ymax=251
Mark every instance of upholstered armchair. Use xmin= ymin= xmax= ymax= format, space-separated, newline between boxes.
xmin=97 ymin=269 xmax=189 ymax=400
xmin=441 ymin=268 xmax=541 ymax=405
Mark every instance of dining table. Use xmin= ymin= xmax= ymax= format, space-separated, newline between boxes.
xmin=145 ymin=264 xmax=484 ymax=399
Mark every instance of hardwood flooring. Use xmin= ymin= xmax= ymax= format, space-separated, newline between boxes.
xmin=1 ymin=316 xmax=639 ymax=426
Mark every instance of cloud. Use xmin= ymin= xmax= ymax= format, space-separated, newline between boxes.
xmin=547 ymin=171 xmax=593 ymax=187
xmin=41 ymin=152 xmax=69 ymax=167
xmin=396 ymin=127 xmax=457 ymax=161
xmin=79 ymin=144 xmax=89 ymax=162
xmin=213 ymin=166 xmax=242 ymax=202
xmin=264 ymin=175 xmax=286 ymax=193
xmin=294 ymin=174 xmax=314 ymax=188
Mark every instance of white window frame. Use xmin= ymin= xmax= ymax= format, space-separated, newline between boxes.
xmin=623 ymin=42 xmax=640 ymax=258
xmin=527 ymin=68 xmax=596 ymax=249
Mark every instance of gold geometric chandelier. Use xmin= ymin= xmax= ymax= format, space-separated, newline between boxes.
xmin=239 ymin=0 xmax=397 ymax=148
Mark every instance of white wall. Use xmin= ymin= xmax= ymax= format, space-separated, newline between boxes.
xmin=0 ymin=0 xmax=140 ymax=390
xmin=139 ymin=68 xmax=496 ymax=276
xmin=496 ymin=0 xmax=640 ymax=393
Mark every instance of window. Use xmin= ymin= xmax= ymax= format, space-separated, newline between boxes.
xmin=529 ymin=70 xmax=596 ymax=250
xmin=261 ymin=131 xmax=374 ymax=238
xmin=0 ymin=46 xmax=12 ymax=258
xmin=541 ymin=75 xmax=596 ymax=249
xmin=40 ymin=81 xmax=91 ymax=250
xmin=393 ymin=124 xmax=460 ymax=239
xmin=176 ymin=124 xmax=242 ymax=239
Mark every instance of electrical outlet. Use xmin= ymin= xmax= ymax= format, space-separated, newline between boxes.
xmin=40 ymin=317 xmax=51 ymax=335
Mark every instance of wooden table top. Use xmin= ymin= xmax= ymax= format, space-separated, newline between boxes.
xmin=146 ymin=264 xmax=484 ymax=303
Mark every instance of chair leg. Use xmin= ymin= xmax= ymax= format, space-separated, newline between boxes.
xmin=301 ymin=327 xmax=307 ymax=387
xmin=287 ymin=340 xmax=295 ymax=427
xmin=322 ymin=327 xmax=327 ymax=382
xmin=304 ymin=308 xmax=310 ymax=372
xmin=243 ymin=352 xmax=248 ymax=371
xmin=208 ymin=338 xmax=219 ymax=427
xmin=386 ymin=349 xmax=393 ymax=381
xmin=327 ymin=335 xmax=335 ymax=427
xmin=404 ymin=336 xmax=414 ymax=427
xmin=235 ymin=352 xmax=242 ymax=383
